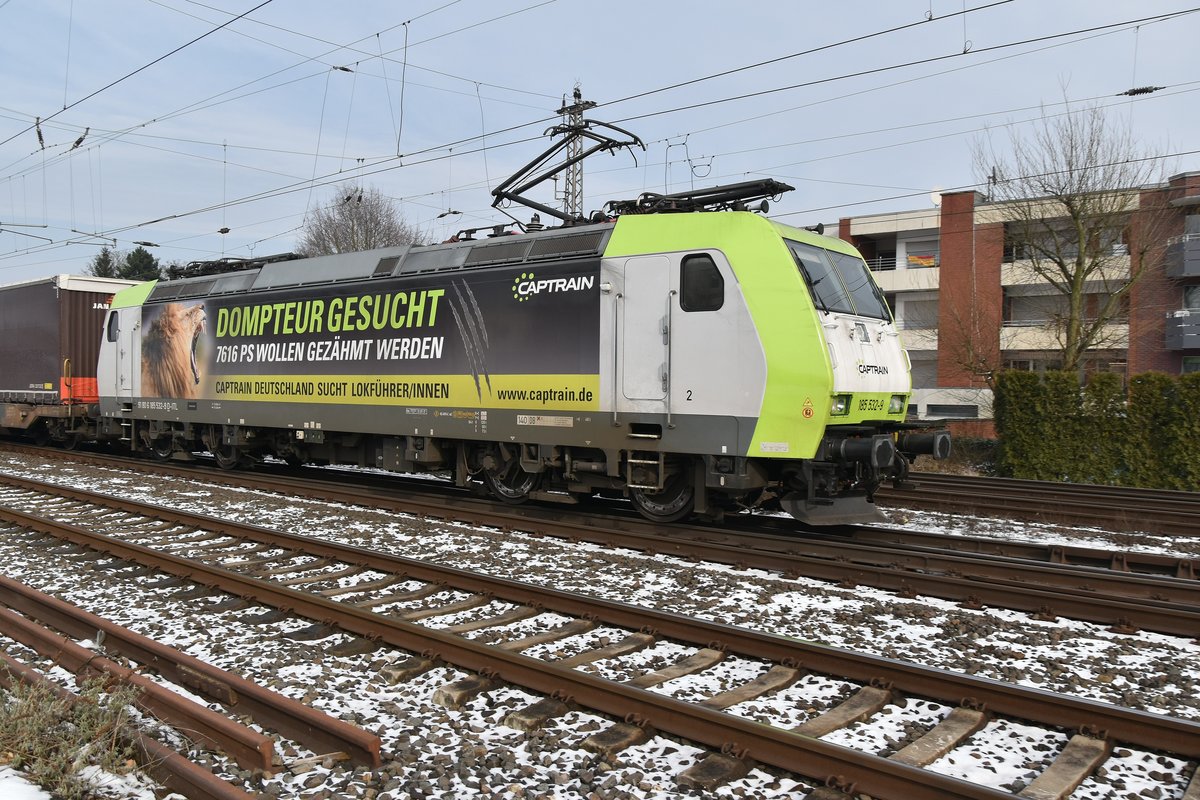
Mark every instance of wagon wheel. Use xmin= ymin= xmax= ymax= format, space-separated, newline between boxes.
xmin=62 ymin=432 xmax=82 ymax=451
xmin=481 ymin=443 xmax=540 ymax=503
xmin=629 ymin=460 xmax=695 ymax=523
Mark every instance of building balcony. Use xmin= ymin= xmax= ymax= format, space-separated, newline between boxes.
xmin=872 ymin=267 xmax=939 ymax=293
xmin=1165 ymin=310 xmax=1200 ymax=350
xmin=897 ymin=325 xmax=938 ymax=351
xmin=1164 ymin=234 xmax=1200 ymax=279
xmin=1000 ymin=320 xmax=1129 ymax=351
xmin=1001 ymin=254 xmax=1130 ymax=286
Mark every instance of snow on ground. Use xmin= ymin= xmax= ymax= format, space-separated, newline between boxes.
xmin=0 ymin=452 xmax=1197 ymax=799
xmin=0 ymin=768 xmax=51 ymax=800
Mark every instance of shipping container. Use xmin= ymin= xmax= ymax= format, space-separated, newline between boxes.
xmin=0 ymin=275 xmax=137 ymax=405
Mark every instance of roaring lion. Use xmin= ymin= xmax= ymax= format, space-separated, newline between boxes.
xmin=142 ymin=303 xmax=207 ymax=398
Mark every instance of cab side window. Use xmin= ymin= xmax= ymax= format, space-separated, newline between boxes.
xmin=680 ymin=254 xmax=724 ymax=312
xmin=106 ymin=310 xmax=119 ymax=342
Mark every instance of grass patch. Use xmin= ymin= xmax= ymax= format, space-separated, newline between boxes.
xmin=0 ymin=671 xmax=140 ymax=800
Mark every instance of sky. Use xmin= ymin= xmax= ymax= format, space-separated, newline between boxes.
xmin=0 ymin=0 xmax=1197 ymax=284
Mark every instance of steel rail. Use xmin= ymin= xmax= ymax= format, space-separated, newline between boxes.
xmin=6 ymin=443 xmax=1196 ymax=578
xmin=0 ymin=650 xmax=258 ymax=800
xmin=1 ymin=490 xmax=1197 ymax=766
xmin=692 ymin=520 xmax=1199 ymax=605
xmin=0 ymin=573 xmax=382 ymax=767
xmin=2 ymin=471 xmax=1195 ymax=637
xmin=0 ymin=604 xmax=275 ymax=770
xmin=878 ymin=473 xmax=1200 ymax=536
xmin=779 ymin=523 xmax=1200 ymax=580
xmin=0 ymin=504 xmax=1022 ymax=800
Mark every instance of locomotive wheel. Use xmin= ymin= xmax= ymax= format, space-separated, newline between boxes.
xmin=212 ymin=443 xmax=242 ymax=470
xmin=150 ymin=437 xmax=175 ymax=460
xmin=481 ymin=444 xmax=540 ymax=503
xmin=629 ymin=462 xmax=695 ymax=523
xmin=207 ymin=426 xmax=243 ymax=470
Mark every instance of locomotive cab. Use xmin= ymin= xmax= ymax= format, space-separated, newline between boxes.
xmin=778 ymin=234 xmax=949 ymax=523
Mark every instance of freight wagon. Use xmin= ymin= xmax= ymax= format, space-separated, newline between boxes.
xmin=0 ymin=275 xmax=137 ymax=445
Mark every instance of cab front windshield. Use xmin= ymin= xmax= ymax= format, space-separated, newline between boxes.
xmin=786 ymin=239 xmax=891 ymax=321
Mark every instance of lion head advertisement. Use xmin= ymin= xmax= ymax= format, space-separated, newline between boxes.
xmin=141 ymin=302 xmax=208 ymax=398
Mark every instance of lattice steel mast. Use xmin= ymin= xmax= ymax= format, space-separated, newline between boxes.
xmin=557 ymin=86 xmax=596 ymax=219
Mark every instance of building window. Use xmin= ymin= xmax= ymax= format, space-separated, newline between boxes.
xmin=1004 ymin=358 xmax=1064 ymax=373
xmin=1003 ymin=291 xmax=1066 ymax=326
xmin=1185 ymin=286 xmax=1200 ymax=312
xmin=899 ymin=299 xmax=939 ymax=330
xmin=927 ymin=404 xmax=979 ymax=418
xmin=910 ymin=359 xmax=937 ymax=388
xmin=1184 ymin=356 xmax=1200 ymax=374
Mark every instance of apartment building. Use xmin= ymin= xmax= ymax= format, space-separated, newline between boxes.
xmin=836 ymin=171 xmax=1200 ymax=435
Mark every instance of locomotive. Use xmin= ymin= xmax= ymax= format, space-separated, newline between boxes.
xmin=2 ymin=179 xmax=949 ymax=524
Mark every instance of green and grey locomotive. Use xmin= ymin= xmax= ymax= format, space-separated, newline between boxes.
xmin=95 ymin=181 xmax=949 ymax=524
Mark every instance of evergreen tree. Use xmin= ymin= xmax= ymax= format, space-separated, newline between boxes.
xmin=86 ymin=247 xmax=119 ymax=278
xmin=121 ymin=246 xmax=161 ymax=280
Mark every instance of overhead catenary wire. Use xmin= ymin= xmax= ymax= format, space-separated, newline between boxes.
xmin=62 ymin=0 xmax=75 ymax=110
xmin=771 ymin=147 xmax=1200 ymax=220
xmin=387 ymin=5 xmax=1197 ymax=169
xmin=598 ymin=0 xmax=1012 ymax=109
xmin=4 ymin=127 xmax=1195 ymax=268
xmin=0 ymin=2 xmax=555 ymax=185
xmin=159 ymin=14 xmax=1200 ymax=235
xmin=2 ymin=6 xmax=1195 ymax=266
xmin=0 ymin=0 xmax=1056 ymax=184
xmin=0 ymin=0 xmax=276 ymax=150
xmin=162 ymin=0 xmax=556 ymax=99
xmin=603 ymin=7 xmax=1200 ymax=128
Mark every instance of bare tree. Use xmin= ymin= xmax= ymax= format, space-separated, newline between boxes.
xmin=297 ymin=183 xmax=424 ymax=256
xmin=973 ymin=103 xmax=1170 ymax=375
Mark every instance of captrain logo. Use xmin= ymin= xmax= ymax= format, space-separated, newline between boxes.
xmin=511 ymin=271 xmax=595 ymax=302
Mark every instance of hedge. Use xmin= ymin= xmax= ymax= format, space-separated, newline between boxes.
xmin=993 ymin=369 xmax=1200 ymax=490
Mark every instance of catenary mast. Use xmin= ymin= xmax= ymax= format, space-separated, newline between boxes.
xmin=557 ymin=86 xmax=596 ymax=219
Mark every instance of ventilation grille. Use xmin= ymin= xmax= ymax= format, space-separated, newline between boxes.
xmin=464 ymin=239 xmax=533 ymax=266
xmin=373 ymin=256 xmax=401 ymax=277
xmin=147 ymin=283 xmax=183 ymax=302
xmin=529 ymin=230 xmax=606 ymax=258
xmin=175 ymin=279 xmax=216 ymax=299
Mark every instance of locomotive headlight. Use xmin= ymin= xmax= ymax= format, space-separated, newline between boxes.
xmin=830 ymin=394 xmax=851 ymax=416
xmin=889 ymin=394 xmax=907 ymax=414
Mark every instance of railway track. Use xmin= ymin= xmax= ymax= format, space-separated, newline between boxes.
xmin=0 ymin=473 xmax=1197 ymax=798
xmin=2 ymin=447 xmax=1196 ymax=638
xmin=0 ymin=648 xmax=256 ymax=800
xmin=877 ymin=472 xmax=1200 ymax=536
xmin=7 ymin=443 xmax=1197 ymax=581
xmin=0 ymin=572 xmax=381 ymax=770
